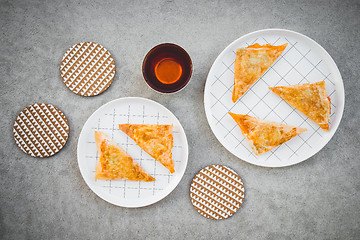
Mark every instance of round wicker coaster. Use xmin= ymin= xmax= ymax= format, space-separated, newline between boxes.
xmin=190 ymin=165 xmax=245 ymax=220
xmin=13 ymin=103 xmax=70 ymax=158
xmin=60 ymin=42 xmax=115 ymax=96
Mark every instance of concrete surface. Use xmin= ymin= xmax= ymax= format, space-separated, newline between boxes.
xmin=1 ymin=0 xmax=359 ymax=239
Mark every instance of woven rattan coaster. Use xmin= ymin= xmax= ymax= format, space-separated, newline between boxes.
xmin=190 ymin=164 xmax=245 ymax=220
xmin=13 ymin=103 xmax=70 ymax=157
xmin=60 ymin=42 xmax=115 ymax=96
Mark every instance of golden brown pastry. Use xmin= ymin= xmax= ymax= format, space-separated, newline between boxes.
xmin=269 ymin=81 xmax=331 ymax=131
xmin=94 ymin=131 xmax=155 ymax=181
xmin=228 ymin=113 xmax=307 ymax=155
xmin=119 ymin=124 xmax=175 ymax=173
xmin=232 ymin=43 xmax=287 ymax=102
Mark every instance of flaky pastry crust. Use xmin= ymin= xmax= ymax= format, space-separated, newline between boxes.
xmin=232 ymin=43 xmax=287 ymax=102
xmin=269 ymin=81 xmax=331 ymax=130
xmin=229 ymin=113 xmax=307 ymax=155
xmin=119 ymin=124 xmax=175 ymax=173
xmin=94 ymin=131 xmax=155 ymax=181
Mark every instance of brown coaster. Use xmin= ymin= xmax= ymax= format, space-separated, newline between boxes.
xmin=60 ymin=42 xmax=116 ymax=96
xmin=190 ymin=165 xmax=245 ymax=220
xmin=13 ymin=103 xmax=70 ymax=158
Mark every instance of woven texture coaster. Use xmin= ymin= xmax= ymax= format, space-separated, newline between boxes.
xmin=13 ymin=103 xmax=70 ymax=158
xmin=190 ymin=165 xmax=245 ymax=220
xmin=60 ymin=42 xmax=116 ymax=96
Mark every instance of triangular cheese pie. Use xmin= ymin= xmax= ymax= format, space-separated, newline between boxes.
xmin=232 ymin=43 xmax=287 ymax=102
xmin=94 ymin=131 xmax=155 ymax=181
xmin=269 ymin=81 xmax=331 ymax=131
xmin=228 ymin=113 xmax=307 ymax=156
xmin=118 ymin=124 xmax=175 ymax=173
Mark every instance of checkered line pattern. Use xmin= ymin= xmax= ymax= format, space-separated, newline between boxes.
xmin=190 ymin=165 xmax=244 ymax=220
xmin=60 ymin=42 xmax=115 ymax=96
xmin=79 ymin=99 xmax=187 ymax=204
xmin=13 ymin=103 xmax=69 ymax=157
xmin=205 ymin=33 xmax=338 ymax=166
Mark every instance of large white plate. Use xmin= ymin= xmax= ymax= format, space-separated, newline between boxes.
xmin=77 ymin=97 xmax=188 ymax=207
xmin=204 ymin=29 xmax=344 ymax=167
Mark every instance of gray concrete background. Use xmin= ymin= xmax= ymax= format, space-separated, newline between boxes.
xmin=1 ymin=0 xmax=359 ymax=239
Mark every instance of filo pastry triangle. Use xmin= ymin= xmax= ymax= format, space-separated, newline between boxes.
xmin=119 ymin=124 xmax=175 ymax=173
xmin=232 ymin=43 xmax=287 ymax=102
xmin=94 ymin=131 xmax=155 ymax=181
xmin=269 ymin=81 xmax=331 ymax=131
xmin=228 ymin=113 xmax=307 ymax=156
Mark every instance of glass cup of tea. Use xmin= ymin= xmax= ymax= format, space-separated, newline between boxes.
xmin=142 ymin=43 xmax=193 ymax=93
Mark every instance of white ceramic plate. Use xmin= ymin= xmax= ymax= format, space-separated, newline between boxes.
xmin=204 ymin=29 xmax=344 ymax=167
xmin=77 ymin=97 xmax=188 ymax=207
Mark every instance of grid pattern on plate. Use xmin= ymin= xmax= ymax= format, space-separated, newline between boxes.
xmin=208 ymin=35 xmax=337 ymax=163
xmin=83 ymin=102 xmax=183 ymax=199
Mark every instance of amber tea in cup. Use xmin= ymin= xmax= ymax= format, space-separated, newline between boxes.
xmin=142 ymin=43 xmax=192 ymax=93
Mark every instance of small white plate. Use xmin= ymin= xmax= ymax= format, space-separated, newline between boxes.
xmin=77 ymin=97 xmax=188 ymax=207
xmin=204 ymin=29 xmax=345 ymax=167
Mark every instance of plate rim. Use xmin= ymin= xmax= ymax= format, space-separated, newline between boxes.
xmin=204 ymin=28 xmax=345 ymax=168
xmin=77 ymin=97 xmax=189 ymax=207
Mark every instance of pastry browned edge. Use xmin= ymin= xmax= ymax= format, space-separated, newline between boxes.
xmin=95 ymin=131 xmax=155 ymax=181
xmin=229 ymin=113 xmax=307 ymax=155
xmin=232 ymin=43 xmax=287 ymax=102
xmin=269 ymin=81 xmax=331 ymax=131
xmin=119 ymin=124 xmax=175 ymax=173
